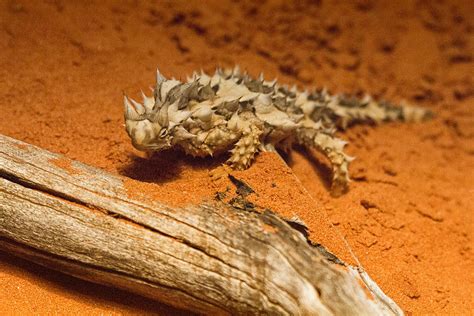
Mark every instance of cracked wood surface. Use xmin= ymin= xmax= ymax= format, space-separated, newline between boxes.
xmin=0 ymin=134 xmax=402 ymax=315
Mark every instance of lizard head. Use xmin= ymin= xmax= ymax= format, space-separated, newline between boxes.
xmin=124 ymin=69 xmax=194 ymax=152
xmin=124 ymin=94 xmax=173 ymax=151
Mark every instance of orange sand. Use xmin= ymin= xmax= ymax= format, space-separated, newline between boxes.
xmin=1 ymin=0 xmax=473 ymax=314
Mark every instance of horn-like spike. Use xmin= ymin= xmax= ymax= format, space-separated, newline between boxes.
xmin=362 ymin=94 xmax=372 ymax=103
xmin=130 ymin=98 xmax=145 ymax=115
xmin=140 ymin=90 xmax=147 ymax=103
xmin=258 ymin=72 xmax=264 ymax=82
xmin=233 ymin=65 xmax=240 ymax=76
xmin=141 ymin=89 xmax=155 ymax=112
xmin=123 ymin=95 xmax=131 ymax=116
xmin=156 ymin=69 xmax=166 ymax=85
xmin=124 ymin=95 xmax=142 ymax=121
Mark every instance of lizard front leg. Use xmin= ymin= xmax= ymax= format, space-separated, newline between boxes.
xmin=297 ymin=128 xmax=354 ymax=196
xmin=227 ymin=124 xmax=263 ymax=170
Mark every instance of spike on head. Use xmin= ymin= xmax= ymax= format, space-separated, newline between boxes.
xmin=140 ymin=90 xmax=147 ymax=102
xmin=140 ymin=90 xmax=155 ymax=112
xmin=362 ymin=94 xmax=372 ymax=103
xmin=124 ymin=95 xmax=144 ymax=121
xmin=130 ymin=98 xmax=145 ymax=115
xmin=156 ymin=69 xmax=166 ymax=85
xmin=232 ymin=65 xmax=240 ymax=76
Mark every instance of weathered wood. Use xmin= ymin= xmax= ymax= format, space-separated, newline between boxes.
xmin=0 ymin=134 xmax=403 ymax=315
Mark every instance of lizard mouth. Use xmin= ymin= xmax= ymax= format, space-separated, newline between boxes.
xmin=125 ymin=118 xmax=172 ymax=152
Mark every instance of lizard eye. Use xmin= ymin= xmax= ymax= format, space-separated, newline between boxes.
xmin=159 ymin=128 xmax=168 ymax=138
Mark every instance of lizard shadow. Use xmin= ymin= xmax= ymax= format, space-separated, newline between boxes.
xmin=119 ymin=150 xmax=226 ymax=184
xmin=120 ymin=147 xmax=333 ymax=191
xmin=285 ymin=145 xmax=333 ymax=192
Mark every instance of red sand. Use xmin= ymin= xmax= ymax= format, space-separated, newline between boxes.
xmin=1 ymin=0 xmax=473 ymax=314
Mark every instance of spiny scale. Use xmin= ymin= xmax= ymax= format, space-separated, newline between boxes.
xmin=124 ymin=66 xmax=431 ymax=195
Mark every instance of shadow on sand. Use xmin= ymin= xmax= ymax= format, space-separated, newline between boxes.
xmin=118 ymin=149 xmax=227 ymax=183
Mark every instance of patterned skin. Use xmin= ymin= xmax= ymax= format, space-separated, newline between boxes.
xmin=124 ymin=67 xmax=431 ymax=195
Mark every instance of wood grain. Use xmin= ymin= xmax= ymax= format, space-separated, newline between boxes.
xmin=0 ymin=134 xmax=402 ymax=315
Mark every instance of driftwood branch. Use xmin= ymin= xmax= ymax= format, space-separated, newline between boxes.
xmin=0 ymin=134 xmax=402 ymax=315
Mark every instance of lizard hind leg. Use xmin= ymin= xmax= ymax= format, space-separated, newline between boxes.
xmin=227 ymin=124 xmax=263 ymax=170
xmin=297 ymin=128 xmax=354 ymax=196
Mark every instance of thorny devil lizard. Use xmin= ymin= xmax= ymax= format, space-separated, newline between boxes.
xmin=124 ymin=67 xmax=432 ymax=196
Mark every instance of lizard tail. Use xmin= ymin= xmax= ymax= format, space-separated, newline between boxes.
xmin=325 ymin=94 xmax=433 ymax=129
